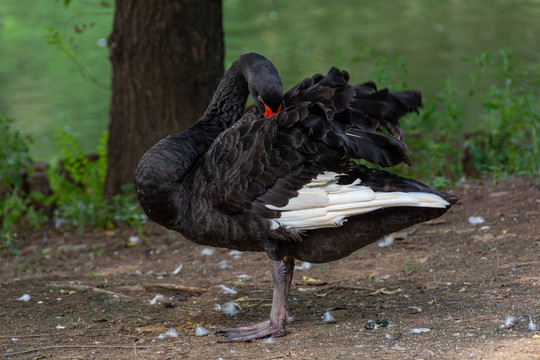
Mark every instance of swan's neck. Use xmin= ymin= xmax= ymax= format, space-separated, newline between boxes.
xmin=134 ymin=59 xmax=251 ymax=229
xmin=200 ymin=65 xmax=250 ymax=129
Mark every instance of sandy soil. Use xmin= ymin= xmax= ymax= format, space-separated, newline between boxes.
xmin=1 ymin=177 xmax=539 ymax=359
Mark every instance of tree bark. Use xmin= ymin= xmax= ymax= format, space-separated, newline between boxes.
xmin=105 ymin=0 xmax=223 ymax=196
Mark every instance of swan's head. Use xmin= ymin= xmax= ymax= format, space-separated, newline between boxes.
xmin=243 ymin=54 xmax=284 ymax=117
xmin=249 ymin=75 xmax=284 ymax=118
xmin=257 ymin=93 xmax=283 ymax=117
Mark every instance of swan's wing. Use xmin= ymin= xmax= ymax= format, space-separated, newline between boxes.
xmin=194 ymin=68 xmax=422 ymax=235
xmin=284 ymin=67 xmax=422 ymax=140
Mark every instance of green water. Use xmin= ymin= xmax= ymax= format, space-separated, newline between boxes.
xmin=1 ymin=0 xmax=539 ymax=161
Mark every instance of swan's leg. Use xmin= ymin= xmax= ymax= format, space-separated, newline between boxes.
xmin=217 ymin=256 xmax=295 ymax=342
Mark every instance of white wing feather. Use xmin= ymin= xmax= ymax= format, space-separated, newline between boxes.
xmin=267 ymin=172 xmax=449 ymax=230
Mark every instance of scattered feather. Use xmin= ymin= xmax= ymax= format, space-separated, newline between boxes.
xmin=480 ymin=226 xmax=490 ymax=230
xmin=149 ymin=294 xmax=166 ymax=305
xmin=11 ymin=338 xmax=19 ymax=342
xmin=236 ymin=274 xmax=251 ymax=281
xmin=215 ymin=260 xmax=233 ymax=270
xmin=229 ymin=250 xmax=243 ymax=259
xmin=201 ymin=248 xmax=215 ymax=256
xmin=385 ymin=332 xmax=402 ymax=340
xmin=195 ymin=325 xmax=210 ymax=336
xmin=468 ymin=216 xmax=485 ymax=225
xmin=263 ymin=337 xmax=275 ymax=343
xmin=409 ymin=328 xmax=430 ymax=334
xmin=528 ymin=317 xmax=538 ymax=331
xmin=17 ymin=294 xmax=31 ymax=302
xmin=378 ymin=236 xmax=394 ymax=247
xmin=158 ymin=327 xmax=178 ymax=340
xmin=409 ymin=306 xmax=422 ymax=312
xmin=294 ymin=262 xmax=312 ymax=270
xmin=213 ymin=304 xmax=222 ymax=311
xmin=221 ymin=302 xmax=241 ymax=316
xmin=500 ymin=315 xmax=519 ymax=329
xmin=56 ymin=324 xmax=66 ymax=329
xmin=287 ymin=316 xmax=294 ymax=324
xmin=172 ymin=264 xmax=183 ymax=275
xmin=127 ymin=236 xmax=141 ymax=247
xmin=322 ymin=311 xmax=337 ymax=324
xmin=216 ymin=284 xmax=237 ymax=294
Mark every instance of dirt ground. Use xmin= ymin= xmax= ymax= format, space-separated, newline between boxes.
xmin=1 ymin=177 xmax=539 ymax=359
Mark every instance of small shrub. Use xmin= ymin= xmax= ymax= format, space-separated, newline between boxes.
xmin=48 ymin=129 xmax=146 ymax=232
xmin=0 ymin=114 xmax=47 ymax=250
xmin=465 ymin=48 xmax=539 ymax=179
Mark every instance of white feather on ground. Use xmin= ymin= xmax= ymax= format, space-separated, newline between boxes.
xmin=149 ymin=294 xmax=166 ymax=305
xmin=409 ymin=328 xmax=430 ymax=334
xmin=322 ymin=311 xmax=336 ymax=323
xmin=500 ymin=315 xmax=519 ymax=329
xmin=216 ymin=284 xmax=237 ymax=294
xmin=201 ymin=248 xmax=215 ymax=256
xmin=215 ymin=260 xmax=233 ymax=270
xmin=294 ymin=262 xmax=312 ymax=270
xmin=468 ymin=216 xmax=485 ymax=224
xmin=221 ymin=302 xmax=241 ymax=316
xmin=195 ymin=325 xmax=210 ymax=336
xmin=528 ymin=317 xmax=539 ymax=331
xmin=16 ymin=294 xmax=31 ymax=302
xmin=158 ymin=328 xmax=178 ymax=340
xmin=378 ymin=236 xmax=394 ymax=247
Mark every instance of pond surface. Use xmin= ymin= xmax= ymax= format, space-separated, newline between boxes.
xmin=225 ymin=0 xmax=540 ymax=95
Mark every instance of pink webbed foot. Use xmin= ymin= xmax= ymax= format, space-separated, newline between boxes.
xmin=215 ymin=257 xmax=294 ymax=342
xmin=216 ymin=319 xmax=287 ymax=342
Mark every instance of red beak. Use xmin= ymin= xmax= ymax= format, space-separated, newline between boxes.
xmin=264 ymin=103 xmax=282 ymax=118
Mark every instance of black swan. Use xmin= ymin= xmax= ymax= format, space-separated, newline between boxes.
xmin=134 ymin=53 xmax=458 ymax=342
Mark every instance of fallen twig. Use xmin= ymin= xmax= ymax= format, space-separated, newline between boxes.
xmin=0 ymin=344 xmax=152 ymax=357
xmin=0 ymin=328 xmax=115 ymax=339
xmin=498 ymin=260 xmax=540 ymax=269
xmin=48 ymin=283 xmax=133 ymax=299
xmin=326 ymin=284 xmax=373 ymax=291
xmin=146 ymin=283 xmax=207 ymax=293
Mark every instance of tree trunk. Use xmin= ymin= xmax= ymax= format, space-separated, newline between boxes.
xmin=105 ymin=0 xmax=223 ymax=196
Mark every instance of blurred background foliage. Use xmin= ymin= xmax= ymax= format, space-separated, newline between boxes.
xmin=1 ymin=0 xmax=538 ymax=161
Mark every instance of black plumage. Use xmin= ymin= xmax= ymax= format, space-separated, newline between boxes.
xmin=134 ymin=53 xmax=458 ymax=341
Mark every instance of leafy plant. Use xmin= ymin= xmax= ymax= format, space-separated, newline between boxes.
xmin=0 ymin=115 xmax=47 ymax=250
xmin=397 ymin=76 xmax=465 ymax=186
xmin=465 ymin=48 xmax=540 ymax=180
xmin=404 ymin=257 xmax=423 ymax=274
xmin=48 ymin=129 xmax=146 ymax=232
xmin=364 ymin=47 xmax=539 ymax=186
xmin=43 ymin=26 xmax=108 ymax=89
